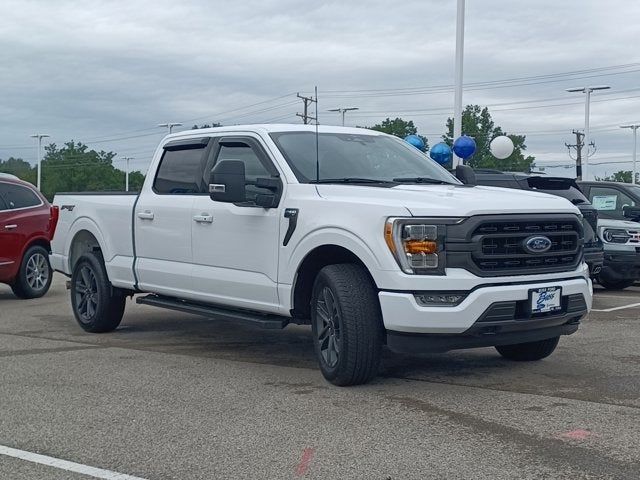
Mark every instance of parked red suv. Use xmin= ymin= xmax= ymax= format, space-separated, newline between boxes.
xmin=0 ymin=174 xmax=59 ymax=298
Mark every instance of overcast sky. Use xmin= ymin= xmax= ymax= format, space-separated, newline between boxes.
xmin=1 ymin=0 xmax=639 ymax=179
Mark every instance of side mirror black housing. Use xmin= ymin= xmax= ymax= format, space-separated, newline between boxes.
xmin=209 ymin=160 xmax=246 ymax=203
xmin=623 ymin=205 xmax=640 ymax=220
xmin=455 ymin=165 xmax=476 ymax=186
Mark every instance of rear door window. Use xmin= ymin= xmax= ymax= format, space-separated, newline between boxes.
xmin=153 ymin=144 xmax=208 ymax=194
xmin=0 ymin=183 xmax=42 ymax=210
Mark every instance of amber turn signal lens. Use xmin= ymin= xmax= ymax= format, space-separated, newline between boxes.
xmin=404 ymin=240 xmax=437 ymax=254
xmin=384 ymin=222 xmax=396 ymax=253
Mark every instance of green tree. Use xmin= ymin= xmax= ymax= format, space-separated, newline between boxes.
xmin=0 ymin=157 xmax=36 ymax=184
xmin=192 ymin=122 xmax=222 ymax=129
xmin=597 ymin=171 xmax=638 ymax=183
xmin=39 ymin=141 xmax=145 ymax=199
xmin=368 ymin=117 xmax=429 ymax=152
xmin=444 ymin=105 xmax=534 ymax=171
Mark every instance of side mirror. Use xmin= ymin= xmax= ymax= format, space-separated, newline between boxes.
xmin=209 ymin=160 xmax=246 ymax=203
xmin=623 ymin=205 xmax=640 ymax=220
xmin=455 ymin=164 xmax=476 ymax=186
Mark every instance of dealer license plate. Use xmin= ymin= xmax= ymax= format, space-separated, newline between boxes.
xmin=530 ymin=287 xmax=562 ymax=314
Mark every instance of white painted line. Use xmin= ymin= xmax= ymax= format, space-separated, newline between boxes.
xmin=0 ymin=445 xmax=148 ymax=480
xmin=591 ymin=302 xmax=640 ymax=312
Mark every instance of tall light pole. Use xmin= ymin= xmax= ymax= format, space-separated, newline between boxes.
xmin=327 ymin=107 xmax=359 ymax=126
xmin=30 ymin=133 xmax=50 ymax=191
xmin=621 ymin=124 xmax=639 ymax=184
xmin=453 ymin=0 xmax=465 ymax=167
xmin=123 ymin=157 xmax=133 ymax=191
xmin=566 ymin=86 xmax=610 ymax=180
xmin=157 ymin=122 xmax=182 ymax=134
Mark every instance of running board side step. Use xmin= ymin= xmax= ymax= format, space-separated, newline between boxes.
xmin=136 ymin=294 xmax=289 ymax=329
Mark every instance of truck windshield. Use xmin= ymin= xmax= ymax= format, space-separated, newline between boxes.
xmin=270 ymin=131 xmax=458 ymax=185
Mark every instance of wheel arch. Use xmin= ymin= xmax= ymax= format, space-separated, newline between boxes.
xmin=290 ymin=244 xmax=378 ymax=321
xmin=68 ymin=227 xmax=104 ymax=272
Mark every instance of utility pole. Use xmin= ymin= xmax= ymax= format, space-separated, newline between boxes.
xmin=123 ymin=157 xmax=133 ymax=191
xmin=327 ymin=107 xmax=359 ymax=126
xmin=296 ymin=93 xmax=317 ymax=124
xmin=157 ymin=122 xmax=182 ymax=134
xmin=565 ymin=86 xmax=610 ymax=180
xmin=30 ymin=133 xmax=50 ymax=191
xmin=565 ymin=130 xmax=584 ymax=180
xmin=621 ymin=124 xmax=639 ymax=184
xmin=565 ymin=130 xmax=595 ymax=181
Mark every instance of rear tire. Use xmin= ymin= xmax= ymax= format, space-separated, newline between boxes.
xmin=597 ymin=276 xmax=635 ymax=290
xmin=11 ymin=245 xmax=53 ymax=299
xmin=71 ymin=252 xmax=126 ymax=333
xmin=495 ymin=336 xmax=560 ymax=361
xmin=311 ymin=264 xmax=383 ymax=386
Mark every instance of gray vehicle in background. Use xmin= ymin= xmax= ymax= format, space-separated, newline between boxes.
xmin=578 ymin=181 xmax=640 ymax=290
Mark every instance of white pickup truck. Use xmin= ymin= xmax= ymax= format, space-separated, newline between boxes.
xmin=51 ymin=125 xmax=592 ymax=385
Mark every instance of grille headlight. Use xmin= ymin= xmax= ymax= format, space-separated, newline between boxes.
xmin=601 ymin=228 xmax=630 ymax=244
xmin=385 ymin=218 xmax=456 ymax=274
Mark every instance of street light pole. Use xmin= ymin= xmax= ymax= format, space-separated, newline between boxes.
xmin=157 ymin=122 xmax=183 ymax=134
xmin=453 ymin=0 xmax=465 ymax=167
xmin=123 ymin=157 xmax=133 ymax=191
xmin=621 ymin=124 xmax=639 ymax=184
xmin=566 ymin=86 xmax=610 ymax=180
xmin=30 ymin=133 xmax=50 ymax=191
xmin=327 ymin=107 xmax=359 ymax=126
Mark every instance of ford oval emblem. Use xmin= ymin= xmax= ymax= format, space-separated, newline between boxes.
xmin=524 ymin=235 xmax=552 ymax=254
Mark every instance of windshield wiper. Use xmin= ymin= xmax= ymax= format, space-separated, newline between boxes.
xmin=392 ymin=177 xmax=451 ymax=184
xmin=310 ymin=177 xmax=397 ymax=185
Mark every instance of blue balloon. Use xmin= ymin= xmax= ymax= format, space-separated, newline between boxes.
xmin=429 ymin=142 xmax=452 ymax=165
xmin=452 ymin=135 xmax=476 ymax=160
xmin=404 ymin=134 xmax=426 ymax=151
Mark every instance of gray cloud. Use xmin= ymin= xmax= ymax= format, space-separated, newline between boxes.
xmin=0 ymin=0 xmax=638 ymax=178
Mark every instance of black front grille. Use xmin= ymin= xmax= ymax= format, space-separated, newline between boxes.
xmin=446 ymin=215 xmax=584 ymax=277
xmin=473 ymin=220 xmax=581 ymax=273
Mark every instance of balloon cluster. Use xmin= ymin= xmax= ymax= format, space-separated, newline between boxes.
xmin=404 ymin=133 xmax=515 ymax=164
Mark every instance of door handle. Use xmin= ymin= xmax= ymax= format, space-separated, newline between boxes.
xmin=4 ymin=224 xmax=17 ymax=230
xmin=137 ymin=211 xmax=155 ymax=220
xmin=193 ymin=214 xmax=213 ymax=223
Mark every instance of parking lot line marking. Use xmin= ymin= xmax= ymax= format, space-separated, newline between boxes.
xmin=558 ymin=429 xmax=594 ymax=440
xmin=0 ymin=445 xmax=148 ymax=480
xmin=591 ymin=302 xmax=640 ymax=312
xmin=295 ymin=447 xmax=315 ymax=477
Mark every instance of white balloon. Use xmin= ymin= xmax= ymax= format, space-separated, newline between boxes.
xmin=490 ymin=136 xmax=515 ymax=159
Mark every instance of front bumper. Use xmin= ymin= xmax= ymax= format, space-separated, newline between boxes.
xmin=379 ymin=276 xmax=592 ymax=336
xmin=601 ymin=252 xmax=640 ymax=281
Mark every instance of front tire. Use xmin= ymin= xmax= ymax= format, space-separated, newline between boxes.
xmin=311 ymin=264 xmax=383 ymax=386
xmin=597 ymin=276 xmax=635 ymax=290
xmin=495 ymin=336 xmax=560 ymax=361
xmin=11 ymin=245 xmax=53 ymax=299
xmin=71 ymin=252 xmax=126 ymax=333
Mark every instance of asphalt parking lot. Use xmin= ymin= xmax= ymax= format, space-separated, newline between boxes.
xmin=1 ymin=275 xmax=639 ymax=479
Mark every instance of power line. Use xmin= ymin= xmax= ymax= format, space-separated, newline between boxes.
xmin=319 ymin=63 xmax=640 ymax=98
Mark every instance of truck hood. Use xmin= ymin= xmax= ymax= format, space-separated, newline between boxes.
xmin=316 ymin=184 xmax=581 ymax=216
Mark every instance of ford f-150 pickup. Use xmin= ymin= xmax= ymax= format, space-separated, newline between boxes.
xmin=51 ymin=125 xmax=593 ymax=385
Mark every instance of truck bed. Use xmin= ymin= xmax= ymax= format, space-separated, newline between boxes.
xmin=50 ymin=192 xmax=139 ymax=289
